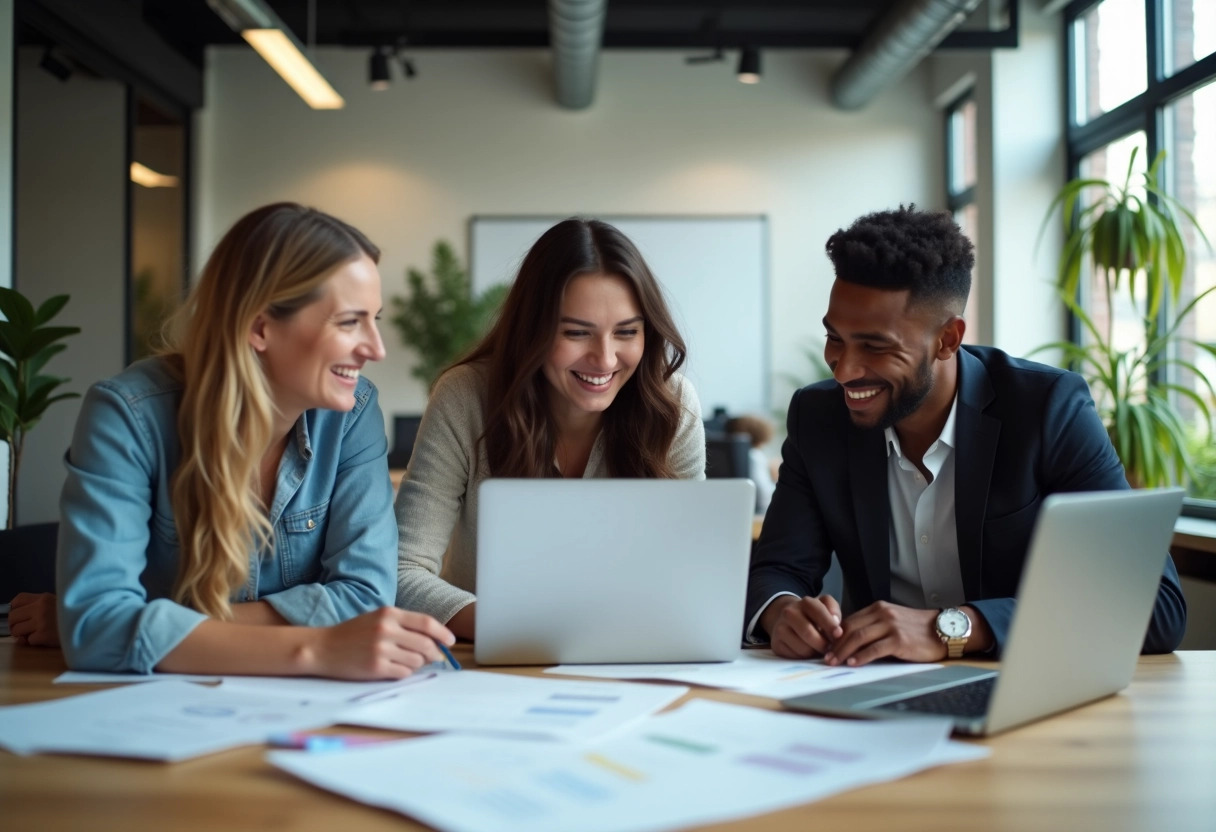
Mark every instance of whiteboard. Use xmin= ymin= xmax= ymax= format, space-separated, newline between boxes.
xmin=469 ymin=216 xmax=769 ymax=416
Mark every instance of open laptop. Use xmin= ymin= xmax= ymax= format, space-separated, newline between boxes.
xmin=782 ymin=487 xmax=1185 ymax=736
xmin=474 ymin=479 xmax=755 ymax=665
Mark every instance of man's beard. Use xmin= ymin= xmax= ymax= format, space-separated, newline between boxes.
xmin=865 ymin=355 xmax=935 ymax=431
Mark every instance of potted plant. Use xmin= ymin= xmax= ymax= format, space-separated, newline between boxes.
xmin=0 ymin=287 xmax=81 ymax=528
xmin=389 ymin=241 xmax=508 ymax=388
xmin=1037 ymin=149 xmax=1215 ymax=487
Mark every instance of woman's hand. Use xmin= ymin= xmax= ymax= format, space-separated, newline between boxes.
xmin=9 ymin=593 xmax=61 ymax=647
xmin=304 ymin=607 xmax=455 ymax=680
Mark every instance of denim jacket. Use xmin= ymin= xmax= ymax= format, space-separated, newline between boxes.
xmin=56 ymin=357 xmax=398 ymax=672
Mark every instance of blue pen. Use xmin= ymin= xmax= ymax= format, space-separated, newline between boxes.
xmin=268 ymin=732 xmax=394 ymax=752
xmin=437 ymin=640 xmax=462 ymax=670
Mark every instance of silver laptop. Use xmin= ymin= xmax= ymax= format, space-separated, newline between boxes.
xmin=782 ymin=488 xmax=1185 ymax=736
xmin=474 ymin=479 xmax=755 ymax=665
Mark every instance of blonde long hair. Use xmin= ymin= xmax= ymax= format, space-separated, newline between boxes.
xmin=167 ymin=203 xmax=379 ymax=619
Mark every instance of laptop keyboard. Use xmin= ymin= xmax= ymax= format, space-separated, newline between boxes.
xmin=875 ymin=676 xmax=997 ymax=719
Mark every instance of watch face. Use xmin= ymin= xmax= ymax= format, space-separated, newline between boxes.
xmin=938 ymin=608 xmax=970 ymax=638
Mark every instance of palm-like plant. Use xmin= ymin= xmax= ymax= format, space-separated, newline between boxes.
xmin=0 ymin=287 xmax=81 ymax=528
xmin=389 ymin=241 xmax=508 ymax=387
xmin=1037 ymin=148 xmax=1215 ymax=487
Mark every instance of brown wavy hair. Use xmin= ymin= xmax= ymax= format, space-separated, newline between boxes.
xmin=166 ymin=202 xmax=379 ymax=620
xmin=454 ymin=218 xmax=687 ymax=478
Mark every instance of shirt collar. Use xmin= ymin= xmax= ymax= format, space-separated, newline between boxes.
xmin=885 ymin=391 xmax=959 ymax=460
xmin=293 ymin=415 xmax=313 ymax=460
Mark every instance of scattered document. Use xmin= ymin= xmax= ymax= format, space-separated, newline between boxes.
xmin=0 ymin=680 xmax=340 ymax=761
xmin=55 ymin=664 xmax=450 ymax=704
xmin=271 ymin=699 xmax=988 ymax=832
xmin=55 ymin=671 xmax=223 ymax=684
xmin=340 ymin=670 xmax=688 ymax=742
xmin=546 ymin=650 xmax=941 ymax=699
xmin=219 ymin=668 xmax=446 ymax=704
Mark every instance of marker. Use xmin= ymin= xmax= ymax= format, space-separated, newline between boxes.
xmin=437 ymin=640 xmax=462 ymax=671
xmin=268 ymin=732 xmax=395 ymax=752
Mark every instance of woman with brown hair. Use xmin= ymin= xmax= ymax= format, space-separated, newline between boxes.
xmin=395 ymin=218 xmax=706 ymax=639
xmin=13 ymin=202 xmax=453 ymax=677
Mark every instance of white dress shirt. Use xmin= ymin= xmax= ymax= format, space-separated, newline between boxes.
xmin=884 ymin=393 xmax=965 ymax=610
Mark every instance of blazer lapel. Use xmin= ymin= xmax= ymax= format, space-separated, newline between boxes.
xmin=848 ymin=423 xmax=890 ymax=604
xmin=953 ymin=348 xmax=999 ymax=599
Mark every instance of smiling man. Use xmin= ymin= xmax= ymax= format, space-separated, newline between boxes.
xmin=745 ymin=206 xmax=1186 ymax=664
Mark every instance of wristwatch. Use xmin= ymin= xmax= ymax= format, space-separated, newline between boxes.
xmin=935 ymin=607 xmax=972 ymax=659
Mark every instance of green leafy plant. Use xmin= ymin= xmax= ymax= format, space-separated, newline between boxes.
xmin=1036 ymin=149 xmax=1215 ymax=487
xmin=0 ymin=287 xmax=81 ymax=528
xmin=389 ymin=241 xmax=508 ymax=387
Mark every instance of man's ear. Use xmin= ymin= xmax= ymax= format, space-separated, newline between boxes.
xmin=249 ymin=313 xmax=270 ymax=353
xmin=936 ymin=315 xmax=966 ymax=359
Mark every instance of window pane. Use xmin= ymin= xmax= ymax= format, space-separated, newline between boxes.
xmin=1078 ymin=132 xmax=1148 ymax=359
xmin=1164 ymin=81 xmax=1216 ymax=501
xmin=949 ymin=97 xmax=977 ymax=195
xmin=955 ymin=203 xmax=981 ymax=344
xmin=1164 ymin=0 xmax=1216 ymax=77
xmin=1073 ymin=0 xmax=1147 ymax=124
xmin=130 ymin=97 xmax=185 ymax=361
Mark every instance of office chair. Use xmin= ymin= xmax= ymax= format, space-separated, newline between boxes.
xmin=0 ymin=522 xmax=59 ymax=602
xmin=386 ymin=414 xmax=423 ymax=469
xmin=704 ymin=433 xmax=750 ymax=479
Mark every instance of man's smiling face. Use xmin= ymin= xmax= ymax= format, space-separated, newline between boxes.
xmin=821 ymin=280 xmax=940 ymax=431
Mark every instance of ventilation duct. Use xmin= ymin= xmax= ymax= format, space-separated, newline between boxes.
xmin=548 ymin=0 xmax=607 ymax=110
xmin=830 ymin=0 xmax=985 ymax=111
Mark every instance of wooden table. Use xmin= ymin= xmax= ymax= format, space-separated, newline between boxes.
xmin=2 ymin=642 xmax=1214 ymax=832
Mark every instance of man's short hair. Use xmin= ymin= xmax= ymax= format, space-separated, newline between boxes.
xmin=825 ymin=205 xmax=974 ymax=314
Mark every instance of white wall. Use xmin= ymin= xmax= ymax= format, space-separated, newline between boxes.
xmin=197 ymin=48 xmax=942 ymax=423
xmin=14 ymin=47 xmax=127 ymax=524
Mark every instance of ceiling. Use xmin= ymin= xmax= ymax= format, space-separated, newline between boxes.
xmin=142 ymin=0 xmax=1015 ymax=68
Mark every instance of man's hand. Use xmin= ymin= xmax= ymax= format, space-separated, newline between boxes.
xmin=824 ymin=601 xmax=945 ymax=667
xmin=761 ymin=594 xmax=844 ymax=659
xmin=9 ymin=592 xmax=61 ymax=647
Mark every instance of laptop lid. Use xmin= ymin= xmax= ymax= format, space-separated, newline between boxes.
xmin=782 ymin=487 xmax=1184 ymax=735
xmin=981 ymin=487 xmax=1184 ymax=733
xmin=474 ymin=479 xmax=755 ymax=666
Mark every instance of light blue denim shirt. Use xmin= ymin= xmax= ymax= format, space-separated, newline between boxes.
xmin=56 ymin=357 xmax=398 ymax=672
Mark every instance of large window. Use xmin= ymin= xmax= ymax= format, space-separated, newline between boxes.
xmin=946 ymin=90 xmax=981 ymax=343
xmin=1066 ymin=0 xmax=1216 ymax=514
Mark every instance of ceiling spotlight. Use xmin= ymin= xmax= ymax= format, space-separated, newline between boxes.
xmin=369 ymin=49 xmax=390 ymax=90
xmin=737 ymin=47 xmax=761 ymax=84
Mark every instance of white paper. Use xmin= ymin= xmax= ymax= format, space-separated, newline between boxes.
xmin=55 ymin=671 xmax=223 ymax=684
xmin=55 ymin=664 xmax=450 ymax=705
xmin=0 ymin=680 xmax=340 ymax=761
xmin=271 ymin=699 xmax=989 ymax=832
xmin=546 ymin=650 xmax=942 ymax=699
xmin=218 ymin=667 xmax=446 ymax=704
xmin=340 ymin=670 xmax=688 ymax=742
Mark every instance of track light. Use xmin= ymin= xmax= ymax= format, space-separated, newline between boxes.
xmin=737 ymin=47 xmax=761 ymax=84
xmin=369 ymin=49 xmax=390 ymax=90
xmin=366 ymin=46 xmax=418 ymax=89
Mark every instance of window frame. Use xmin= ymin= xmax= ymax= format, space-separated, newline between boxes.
xmin=1064 ymin=0 xmax=1216 ymax=519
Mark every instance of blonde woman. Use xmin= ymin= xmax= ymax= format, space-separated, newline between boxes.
xmin=20 ymin=203 xmax=452 ymax=677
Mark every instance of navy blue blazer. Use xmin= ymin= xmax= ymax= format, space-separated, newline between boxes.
xmin=746 ymin=345 xmax=1187 ymax=654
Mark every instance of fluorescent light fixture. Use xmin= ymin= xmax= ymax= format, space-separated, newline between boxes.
xmin=243 ymin=29 xmax=344 ymax=109
xmin=130 ymin=163 xmax=179 ymax=189
xmin=207 ymin=0 xmax=345 ymax=110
